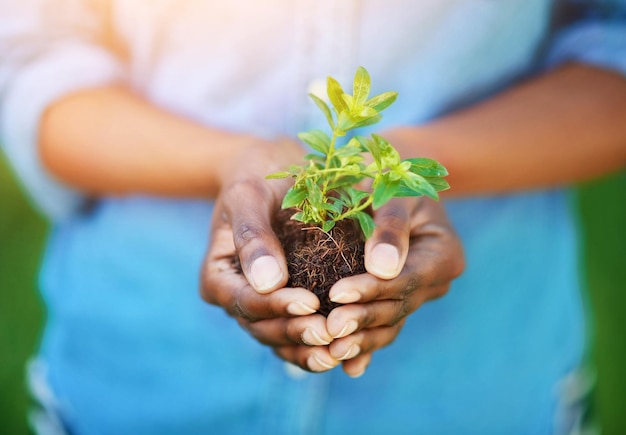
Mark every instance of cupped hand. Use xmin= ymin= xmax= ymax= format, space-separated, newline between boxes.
xmin=201 ymin=138 xmax=343 ymax=373
xmin=325 ymin=196 xmax=465 ymax=377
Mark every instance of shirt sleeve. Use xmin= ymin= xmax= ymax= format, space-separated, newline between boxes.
xmin=545 ymin=1 xmax=626 ymax=77
xmin=0 ymin=0 xmax=126 ymax=221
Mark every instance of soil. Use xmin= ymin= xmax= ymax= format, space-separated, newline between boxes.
xmin=272 ymin=209 xmax=366 ymax=316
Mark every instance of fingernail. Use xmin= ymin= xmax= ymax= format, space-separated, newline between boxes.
xmin=349 ymin=367 xmax=367 ymax=378
xmin=302 ymin=328 xmax=331 ymax=346
xmin=333 ymin=320 xmax=358 ymax=339
xmin=308 ymin=353 xmax=337 ymax=371
xmin=338 ymin=344 xmax=360 ymax=361
xmin=369 ymin=243 xmax=400 ymax=279
xmin=249 ymin=256 xmax=283 ymax=292
xmin=287 ymin=301 xmax=317 ymax=316
xmin=330 ymin=290 xmax=360 ymax=304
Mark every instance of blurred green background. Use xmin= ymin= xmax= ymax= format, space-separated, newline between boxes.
xmin=0 ymin=150 xmax=624 ymax=435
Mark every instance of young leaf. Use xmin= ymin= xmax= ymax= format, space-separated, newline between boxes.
xmin=354 ymin=211 xmax=375 ymax=239
xmin=352 ymin=114 xmax=382 ymax=129
xmin=308 ymin=93 xmax=335 ymax=130
xmin=265 ymin=171 xmax=291 ymax=179
xmin=324 ymin=198 xmax=345 ymax=215
xmin=423 ymin=176 xmax=451 ymax=192
xmin=343 ymin=186 xmax=370 ymax=207
xmin=303 ymin=153 xmax=326 ymax=164
xmin=397 ymin=173 xmax=439 ymax=200
xmin=322 ymin=220 xmax=336 ymax=233
xmin=282 ymin=186 xmax=308 ymax=209
xmin=304 ymin=177 xmax=324 ymax=209
xmin=407 ymin=157 xmax=449 ymax=177
xmin=298 ymin=130 xmax=330 ymax=154
xmin=365 ymin=91 xmax=398 ymax=112
xmin=353 ymin=66 xmax=371 ymax=105
xmin=337 ymin=110 xmax=355 ymax=131
xmin=355 ymin=135 xmax=382 ymax=168
xmin=291 ymin=211 xmax=305 ymax=222
xmin=327 ymin=76 xmax=349 ymax=113
xmin=357 ymin=106 xmax=378 ymax=118
xmin=374 ymin=134 xmax=401 ymax=168
xmin=372 ymin=177 xmax=400 ymax=209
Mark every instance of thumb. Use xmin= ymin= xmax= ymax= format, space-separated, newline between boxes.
xmin=222 ymin=180 xmax=289 ymax=294
xmin=364 ymin=198 xmax=411 ymax=280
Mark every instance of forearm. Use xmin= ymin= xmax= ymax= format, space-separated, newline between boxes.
xmin=390 ymin=63 xmax=626 ymax=196
xmin=39 ymin=86 xmax=254 ymax=198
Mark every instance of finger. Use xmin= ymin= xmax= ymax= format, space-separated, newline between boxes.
xmin=341 ymin=353 xmax=372 ymax=378
xmin=240 ymin=314 xmax=333 ymax=346
xmin=274 ymin=345 xmax=340 ymax=373
xmin=204 ymin=270 xmax=319 ymax=321
xmin=329 ymin=323 xmax=404 ymax=361
xmin=329 ymin=228 xmax=462 ymax=306
xmin=220 ymin=178 xmax=290 ymax=294
xmin=364 ymin=197 xmax=413 ymax=279
xmin=325 ymin=293 xmax=432 ymax=338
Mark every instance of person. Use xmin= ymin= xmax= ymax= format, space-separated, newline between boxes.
xmin=1 ymin=1 xmax=625 ymax=434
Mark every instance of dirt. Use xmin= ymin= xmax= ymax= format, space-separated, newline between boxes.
xmin=272 ymin=209 xmax=366 ymax=316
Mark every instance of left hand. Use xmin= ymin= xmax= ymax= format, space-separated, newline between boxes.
xmin=201 ymin=140 xmax=464 ymax=377
xmin=323 ymin=196 xmax=464 ymax=377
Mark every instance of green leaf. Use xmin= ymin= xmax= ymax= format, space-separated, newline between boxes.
xmin=372 ymin=178 xmax=400 ymax=209
xmin=342 ymin=93 xmax=355 ymax=109
xmin=327 ymin=76 xmax=349 ymax=114
xmin=355 ymin=135 xmax=381 ymax=167
xmin=352 ymin=114 xmax=382 ymax=129
xmin=327 ymin=175 xmax=365 ymax=191
xmin=337 ymin=110 xmax=355 ymax=131
xmin=354 ymin=211 xmax=375 ymax=239
xmin=365 ymin=91 xmax=398 ymax=112
xmin=322 ymin=220 xmax=336 ymax=233
xmin=357 ymin=106 xmax=378 ymax=118
xmin=373 ymin=134 xmax=401 ymax=168
xmin=343 ymin=186 xmax=370 ymax=207
xmin=308 ymin=93 xmax=335 ymax=130
xmin=396 ymin=173 xmax=439 ymax=200
xmin=303 ymin=153 xmax=325 ymax=164
xmin=265 ymin=171 xmax=291 ymax=179
xmin=304 ymin=178 xmax=324 ymax=209
xmin=334 ymin=140 xmax=364 ymax=159
xmin=406 ymin=157 xmax=449 ymax=177
xmin=423 ymin=176 xmax=450 ymax=192
xmin=324 ymin=198 xmax=345 ymax=215
xmin=282 ymin=186 xmax=307 ymax=209
xmin=353 ymin=66 xmax=371 ymax=105
xmin=298 ymin=130 xmax=330 ymax=155
xmin=291 ymin=211 xmax=306 ymax=222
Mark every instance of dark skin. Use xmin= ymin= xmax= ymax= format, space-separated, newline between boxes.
xmin=39 ymin=64 xmax=625 ymax=377
xmin=200 ymin=64 xmax=626 ymax=377
xmin=201 ymin=140 xmax=464 ymax=377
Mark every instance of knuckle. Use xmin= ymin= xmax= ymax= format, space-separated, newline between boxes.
xmin=389 ymin=302 xmax=410 ymax=326
xmin=233 ymin=223 xmax=269 ymax=247
xmin=229 ymin=299 xmax=260 ymax=322
xmin=400 ymin=277 xmax=419 ymax=299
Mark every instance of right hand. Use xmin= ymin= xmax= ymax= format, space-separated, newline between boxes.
xmin=201 ymin=139 xmax=345 ymax=373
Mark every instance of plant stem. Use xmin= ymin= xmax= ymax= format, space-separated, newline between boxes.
xmin=337 ymin=195 xmax=374 ymax=221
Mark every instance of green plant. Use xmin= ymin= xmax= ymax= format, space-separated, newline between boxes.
xmin=267 ymin=66 xmax=449 ymax=239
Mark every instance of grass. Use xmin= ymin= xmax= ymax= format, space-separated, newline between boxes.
xmin=577 ymin=171 xmax=626 ymax=435
xmin=0 ymin=152 xmax=47 ymax=435
xmin=0 ymin=149 xmax=624 ymax=434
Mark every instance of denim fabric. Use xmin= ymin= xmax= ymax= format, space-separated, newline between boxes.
xmin=1 ymin=1 xmax=622 ymax=433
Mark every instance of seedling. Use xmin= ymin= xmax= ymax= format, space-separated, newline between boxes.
xmin=267 ymin=66 xmax=449 ymax=239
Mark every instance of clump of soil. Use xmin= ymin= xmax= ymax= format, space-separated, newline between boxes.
xmin=272 ymin=209 xmax=366 ymax=316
